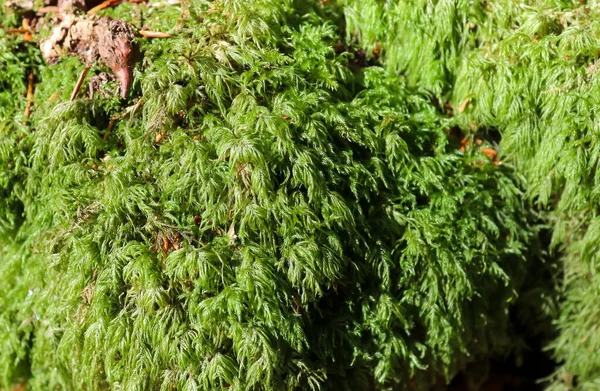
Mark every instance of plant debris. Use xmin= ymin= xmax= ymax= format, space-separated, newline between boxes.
xmin=23 ymin=73 xmax=35 ymax=122
xmin=2 ymin=0 xmax=141 ymax=100
xmin=40 ymin=15 xmax=139 ymax=98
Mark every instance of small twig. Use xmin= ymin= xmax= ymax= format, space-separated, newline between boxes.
xmin=23 ymin=72 xmax=35 ymax=124
xmin=139 ymin=30 xmax=171 ymax=38
xmin=87 ymin=0 xmax=123 ymax=14
xmin=104 ymin=114 xmax=118 ymax=140
xmin=71 ymin=64 xmax=91 ymax=102
xmin=291 ymin=295 xmax=302 ymax=313
xmin=5 ymin=28 xmax=29 ymax=34
xmin=5 ymin=28 xmax=33 ymax=41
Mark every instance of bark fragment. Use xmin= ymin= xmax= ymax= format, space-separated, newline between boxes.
xmin=40 ymin=15 xmax=139 ymax=98
xmin=95 ymin=18 xmax=138 ymax=98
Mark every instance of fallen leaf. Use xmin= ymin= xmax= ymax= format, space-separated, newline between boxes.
xmin=457 ymin=98 xmax=470 ymax=113
xmin=227 ymin=222 xmax=237 ymax=245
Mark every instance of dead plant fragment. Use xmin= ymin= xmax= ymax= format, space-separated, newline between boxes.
xmin=41 ymin=14 xmax=139 ymax=99
xmin=23 ymin=73 xmax=35 ymax=123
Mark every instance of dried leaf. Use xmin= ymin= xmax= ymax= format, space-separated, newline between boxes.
xmin=227 ymin=222 xmax=237 ymax=245
xmin=457 ymin=98 xmax=470 ymax=113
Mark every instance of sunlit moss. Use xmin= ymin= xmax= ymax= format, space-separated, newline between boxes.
xmin=0 ymin=1 xmax=546 ymax=390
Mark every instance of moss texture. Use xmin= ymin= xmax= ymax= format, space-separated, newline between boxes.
xmin=0 ymin=0 xmax=569 ymax=390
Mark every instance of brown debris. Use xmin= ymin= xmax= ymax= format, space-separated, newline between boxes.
xmin=88 ymin=71 xmax=115 ymax=98
xmin=23 ymin=72 xmax=35 ymax=124
xmin=40 ymin=15 xmax=96 ymax=65
xmin=161 ymin=235 xmax=171 ymax=256
xmin=21 ymin=18 xmax=34 ymax=41
xmin=40 ymin=15 xmax=139 ymax=99
xmin=291 ymin=295 xmax=301 ymax=313
xmin=482 ymin=147 xmax=498 ymax=163
xmin=459 ymin=137 xmax=500 ymax=165
xmin=96 ymin=18 xmax=139 ymax=98
xmin=5 ymin=28 xmax=30 ymax=34
xmin=459 ymin=138 xmax=469 ymax=152
xmin=79 ymin=269 xmax=98 ymax=304
xmin=5 ymin=17 xmax=34 ymax=41
xmin=87 ymin=0 xmax=122 ymax=14
xmin=372 ymin=42 xmax=382 ymax=57
xmin=156 ymin=229 xmax=183 ymax=257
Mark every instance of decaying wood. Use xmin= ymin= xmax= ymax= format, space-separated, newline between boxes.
xmin=41 ymin=16 xmax=139 ymax=99
xmin=97 ymin=19 xmax=138 ymax=98
xmin=6 ymin=0 xmax=142 ymax=100
xmin=40 ymin=14 xmax=97 ymax=65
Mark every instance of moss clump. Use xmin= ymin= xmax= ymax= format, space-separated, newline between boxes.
xmin=343 ymin=0 xmax=600 ymax=388
xmin=1 ymin=1 xmax=548 ymax=390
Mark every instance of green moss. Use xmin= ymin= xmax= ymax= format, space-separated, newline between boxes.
xmin=0 ymin=1 xmax=547 ymax=390
xmin=343 ymin=0 xmax=600 ymax=388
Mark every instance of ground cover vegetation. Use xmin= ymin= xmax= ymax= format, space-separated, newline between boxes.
xmin=0 ymin=0 xmax=593 ymax=389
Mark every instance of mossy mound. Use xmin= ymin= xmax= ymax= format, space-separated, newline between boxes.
xmin=0 ymin=1 xmax=556 ymax=390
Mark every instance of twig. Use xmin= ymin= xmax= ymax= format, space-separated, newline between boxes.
xmin=5 ymin=28 xmax=29 ymax=34
xmin=5 ymin=28 xmax=33 ymax=41
xmin=71 ymin=64 xmax=91 ymax=102
xmin=87 ymin=0 xmax=123 ymax=14
xmin=291 ymin=295 xmax=302 ymax=313
xmin=139 ymin=30 xmax=171 ymax=38
xmin=104 ymin=114 xmax=118 ymax=140
xmin=23 ymin=72 xmax=35 ymax=124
